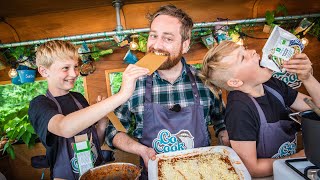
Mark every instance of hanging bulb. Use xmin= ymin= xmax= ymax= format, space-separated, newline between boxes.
xmin=236 ymin=38 xmax=244 ymax=46
xmin=8 ymin=68 xmax=18 ymax=78
xmin=129 ymin=41 xmax=139 ymax=51
xmin=301 ymin=37 xmax=309 ymax=46
xmin=130 ymin=34 xmax=139 ymax=51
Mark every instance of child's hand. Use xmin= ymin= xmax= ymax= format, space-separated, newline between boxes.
xmin=96 ymin=95 xmax=106 ymax=103
xmin=120 ymin=64 xmax=149 ymax=97
xmin=283 ymin=53 xmax=313 ymax=81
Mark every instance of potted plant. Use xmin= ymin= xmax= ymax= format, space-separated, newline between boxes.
xmin=263 ymin=5 xmax=287 ymax=33
xmin=1 ymin=105 xmax=37 ymax=159
xmin=8 ymin=46 xmax=37 ymax=85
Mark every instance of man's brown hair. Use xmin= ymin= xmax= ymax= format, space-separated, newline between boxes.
xmin=147 ymin=4 xmax=194 ymax=41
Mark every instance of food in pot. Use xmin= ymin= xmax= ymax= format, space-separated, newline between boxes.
xmin=79 ymin=163 xmax=142 ymax=180
xmin=158 ymin=152 xmax=239 ymax=180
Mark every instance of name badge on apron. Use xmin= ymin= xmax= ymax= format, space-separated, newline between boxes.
xmin=73 ymin=134 xmax=94 ymax=175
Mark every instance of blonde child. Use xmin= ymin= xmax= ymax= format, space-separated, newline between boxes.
xmin=28 ymin=40 xmax=148 ymax=179
xmin=198 ymin=41 xmax=320 ymax=177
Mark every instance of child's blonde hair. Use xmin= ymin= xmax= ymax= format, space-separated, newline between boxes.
xmin=36 ymin=40 xmax=79 ymax=68
xmin=198 ymin=41 xmax=240 ymax=97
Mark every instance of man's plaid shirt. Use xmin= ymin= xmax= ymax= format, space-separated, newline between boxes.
xmin=105 ymin=60 xmax=226 ymax=148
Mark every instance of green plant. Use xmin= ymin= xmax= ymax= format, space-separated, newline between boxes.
xmin=2 ymin=105 xmax=37 ymax=159
xmin=137 ymin=33 xmax=148 ymax=53
xmin=109 ymin=72 xmax=123 ymax=95
xmin=9 ymin=46 xmax=32 ymax=60
xmin=308 ymin=18 xmax=320 ymax=38
xmin=0 ymin=77 xmax=85 ymax=159
xmin=265 ymin=5 xmax=288 ymax=27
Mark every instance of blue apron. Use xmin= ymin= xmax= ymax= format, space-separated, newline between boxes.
xmin=46 ymin=90 xmax=104 ymax=179
xmin=139 ymin=61 xmax=210 ymax=179
xmin=249 ymin=85 xmax=297 ymax=158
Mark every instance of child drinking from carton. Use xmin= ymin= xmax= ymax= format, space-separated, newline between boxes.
xmin=198 ymin=40 xmax=320 ymax=177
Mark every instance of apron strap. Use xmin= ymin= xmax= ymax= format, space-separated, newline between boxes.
xmin=249 ymin=96 xmax=268 ymax=124
xmin=249 ymin=85 xmax=287 ymax=124
xmin=145 ymin=75 xmax=153 ymax=103
xmin=184 ymin=59 xmax=200 ymax=104
xmin=263 ymin=85 xmax=285 ymax=107
xmin=46 ymin=90 xmax=63 ymax=114
xmin=46 ymin=90 xmax=84 ymax=113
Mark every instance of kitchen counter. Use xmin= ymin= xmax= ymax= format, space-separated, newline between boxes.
xmin=273 ymin=158 xmax=314 ymax=180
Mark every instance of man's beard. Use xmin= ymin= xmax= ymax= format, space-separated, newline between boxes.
xmin=157 ymin=47 xmax=183 ymax=70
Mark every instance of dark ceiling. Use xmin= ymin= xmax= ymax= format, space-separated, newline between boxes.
xmin=0 ymin=0 xmax=173 ymax=18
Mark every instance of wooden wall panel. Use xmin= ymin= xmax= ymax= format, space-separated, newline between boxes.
xmin=122 ymin=0 xmax=256 ymax=29
xmin=254 ymin=0 xmax=320 ymax=18
xmin=5 ymin=6 xmax=117 ymax=42
xmin=2 ymin=0 xmax=319 ymax=44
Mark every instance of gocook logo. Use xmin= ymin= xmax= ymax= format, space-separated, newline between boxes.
xmin=152 ymin=129 xmax=194 ymax=154
xmin=272 ymin=139 xmax=296 ymax=158
xmin=272 ymin=71 xmax=302 ymax=89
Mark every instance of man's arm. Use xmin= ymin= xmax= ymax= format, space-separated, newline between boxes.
xmin=96 ymin=117 xmax=108 ymax=145
xmin=113 ymin=132 xmax=156 ymax=167
xmin=211 ymin=91 xmax=230 ymax=146
xmin=92 ymin=95 xmax=108 ymax=145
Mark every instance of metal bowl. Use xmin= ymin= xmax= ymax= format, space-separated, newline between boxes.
xmin=79 ymin=162 xmax=142 ymax=180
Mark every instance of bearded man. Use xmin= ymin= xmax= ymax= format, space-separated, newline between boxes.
xmin=105 ymin=5 xmax=229 ymax=179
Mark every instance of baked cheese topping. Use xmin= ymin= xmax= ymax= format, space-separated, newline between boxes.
xmin=158 ymin=152 xmax=239 ymax=180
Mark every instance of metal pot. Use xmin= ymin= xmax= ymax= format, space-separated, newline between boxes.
xmin=290 ymin=110 xmax=320 ymax=167
xmin=79 ymin=162 xmax=142 ymax=180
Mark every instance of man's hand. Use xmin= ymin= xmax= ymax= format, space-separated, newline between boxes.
xmin=218 ymin=130 xmax=230 ymax=146
xmin=283 ymin=53 xmax=312 ymax=81
xmin=139 ymin=146 xmax=156 ymax=168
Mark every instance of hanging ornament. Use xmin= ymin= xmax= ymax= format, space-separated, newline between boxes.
xmin=123 ymin=49 xmax=138 ymax=64
xmin=129 ymin=34 xmax=139 ymax=51
xmin=293 ymin=18 xmax=312 ymax=35
xmin=201 ymin=33 xmax=216 ymax=49
xmin=91 ymin=48 xmax=113 ymax=61
xmin=78 ymin=42 xmax=91 ymax=61
xmin=214 ymin=19 xmax=232 ymax=44
xmin=80 ymin=55 xmax=96 ymax=76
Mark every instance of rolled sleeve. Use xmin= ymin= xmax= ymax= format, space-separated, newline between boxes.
xmin=105 ymin=125 xmax=119 ymax=149
xmin=211 ymin=93 xmax=226 ymax=137
xmin=105 ymin=101 xmax=132 ymax=149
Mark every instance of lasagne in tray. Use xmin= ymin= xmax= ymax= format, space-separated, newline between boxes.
xmin=148 ymin=146 xmax=251 ymax=180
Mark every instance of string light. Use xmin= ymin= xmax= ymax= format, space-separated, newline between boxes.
xmin=129 ymin=41 xmax=139 ymax=51
xmin=129 ymin=34 xmax=139 ymax=51
xmin=8 ymin=68 xmax=18 ymax=78
xmin=236 ymin=38 xmax=244 ymax=46
xmin=301 ymin=37 xmax=309 ymax=46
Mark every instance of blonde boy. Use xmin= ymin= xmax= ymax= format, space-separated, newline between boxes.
xmin=199 ymin=41 xmax=320 ymax=177
xmin=28 ymin=40 xmax=148 ymax=179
